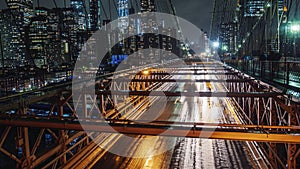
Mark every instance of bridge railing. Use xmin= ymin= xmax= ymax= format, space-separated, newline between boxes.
xmin=224 ymin=60 xmax=300 ymax=97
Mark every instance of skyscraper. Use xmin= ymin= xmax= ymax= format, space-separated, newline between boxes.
xmin=1 ymin=0 xmax=34 ymax=67
xmin=243 ymin=0 xmax=284 ymax=17
xmin=278 ymin=0 xmax=285 ymax=15
xmin=71 ymin=0 xmax=86 ymax=30
xmin=117 ymin=0 xmax=129 ymax=33
xmin=243 ymin=0 xmax=265 ymax=17
xmin=60 ymin=8 xmax=79 ymax=63
xmin=48 ymin=8 xmax=78 ymax=65
xmin=141 ymin=0 xmax=156 ymax=13
xmin=0 ymin=9 xmax=21 ymax=67
xmin=220 ymin=22 xmax=238 ymax=54
xmin=29 ymin=7 xmax=49 ymax=68
xmin=140 ymin=0 xmax=157 ymax=32
xmin=6 ymin=0 xmax=34 ymax=25
xmin=89 ymin=0 xmax=101 ymax=31
xmin=118 ymin=0 xmax=129 ymax=17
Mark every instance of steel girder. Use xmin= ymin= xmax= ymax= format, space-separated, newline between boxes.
xmin=223 ymin=65 xmax=300 ymax=169
xmin=0 ymin=92 xmax=89 ymax=169
xmin=0 ymin=61 xmax=299 ymax=168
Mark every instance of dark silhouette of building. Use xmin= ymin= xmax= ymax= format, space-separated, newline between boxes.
xmin=89 ymin=0 xmax=101 ymax=31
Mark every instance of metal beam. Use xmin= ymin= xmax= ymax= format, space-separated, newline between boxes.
xmin=156 ymin=66 xmax=228 ymax=70
xmin=1 ymin=118 xmax=300 ymax=143
xmin=31 ymin=131 xmax=86 ymax=168
xmin=97 ymin=91 xmax=281 ymax=98
xmin=0 ymin=147 xmax=22 ymax=164
xmin=136 ymin=72 xmax=239 ymax=76
xmin=0 ymin=90 xmax=59 ymax=113
xmin=113 ymin=79 xmax=253 ymax=83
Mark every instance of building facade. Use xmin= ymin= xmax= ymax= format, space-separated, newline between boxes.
xmin=220 ymin=22 xmax=238 ymax=54
xmin=89 ymin=0 xmax=101 ymax=31
xmin=117 ymin=0 xmax=129 ymax=33
xmin=71 ymin=0 xmax=86 ymax=31
xmin=29 ymin=7 xmax=49 ymax=68
xmin=141 ymin=0 xmax=156 ymax=12
xmin=0 ymin=0 xmax=34 ymax=68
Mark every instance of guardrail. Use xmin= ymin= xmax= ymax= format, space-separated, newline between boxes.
xmin=224 ymin=60 xmax=300 ymax=97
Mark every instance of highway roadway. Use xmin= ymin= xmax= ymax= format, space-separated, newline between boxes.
xmin=65 ymin=66 xmax=264 ymax=169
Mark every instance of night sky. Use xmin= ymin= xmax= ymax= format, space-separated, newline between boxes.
xmin=0 ymin=0 xmax=214 ymax=32
xmin=173 ymin=0 xmax=213 ymax=32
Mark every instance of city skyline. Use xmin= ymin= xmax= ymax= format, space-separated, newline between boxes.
xmin=0 ymin=1 xmax=299 ymax=168
xmin=0 ymin=0 xmax=195 ymax=93
xmin=0 ymin=0 xmax=214 ymax=32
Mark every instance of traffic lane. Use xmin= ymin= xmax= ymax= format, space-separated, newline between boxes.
xmin=168 ymin=73 xmax=253 ymax=169
xmin=91 ymin=71 xmax=246 ymax=169
xmin=91 ymin=136 xmax=176 ymax=169
xmin=90 ymin=101 xmax=181 ymax=169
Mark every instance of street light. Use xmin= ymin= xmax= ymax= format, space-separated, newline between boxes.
xmin=290 ymin=24 xmax=300 ymax=33
xmin=211 ymin=41 xmax=220 ymax=60
xmin=212 ymin=41 xmax=220 ymax=48
xmin=289 ymin=23 xmax=300 ymax=60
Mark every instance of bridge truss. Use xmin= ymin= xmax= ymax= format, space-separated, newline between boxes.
xmin=0 ymin=60 xmax=299 ymax=168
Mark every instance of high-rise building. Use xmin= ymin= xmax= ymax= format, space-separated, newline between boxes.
xmin=0 ymin=9 xmax=29 ymax=68
xmin=71 ymin=0 xmax=86 ymax=30
xmin=0 ymin=9 xmax=17 ymax=67
xmin=140 ymin=0 xmax=157 ymax=32
xmin=278 ymin=0 xmax=285 ymax=15
xmin=243 ymin=0 xmax=265 ymax=17
xmin=240 ymin=0 xmax=286 ymax=55
xmin=48 ymin=8 xmax=77 ymax=65
xmin=220 ymin=22 xmax=238 ymax=54
xmin=61 ymin=8 xmax=79 ymax=63
xmin=29 ymin=7 xmax=49 ymax=68
xmin=70 ymin=1 xmax=91 ymax=61
xmin=244 ymin=0 xmax=265 ymax=17
xmin=117 ymin=0 xmax=129 ymax=33
xmin=1 ymin=0 xmax=34 ymax=67
xmin=243 ymin=0 xmax=284 ymax=17
xmin=117 ymin=0 xmax=129 ymax=17
xmin=6 ymin=0 xmax=34 ymax=25
xmin=141 ymin=0 xmax=156 ymax=13
xmin=139 ymin=0 xmax=159 ymax=63
xmin=89 ymin=0 xmax=101 ymax=31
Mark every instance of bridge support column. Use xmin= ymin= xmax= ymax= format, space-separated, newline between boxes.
xmin=22 ymin=127 xmax=31 ymax=168
xmin=268 ymin=97 xmax=278 ymax=168
xmin=18 ymin=103 xmax=32 ymax=169
xmin=288 ymin=144 xmax=297 ymax=169
xmin=83 ymin=94 xmax=88 ymax=118
xmin=99 ymin=94 xmax=106 ymax=117
xmin=287 ymin=102 xmax=299 ymax=169
xmin=58 ymin=95 xmax=67 ymax=165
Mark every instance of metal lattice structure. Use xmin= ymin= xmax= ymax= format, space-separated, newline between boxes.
xmin=0 ymin=60 xmax=299 ymax=168
xmin=0 ymin=0 xmax=300 ymax=168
